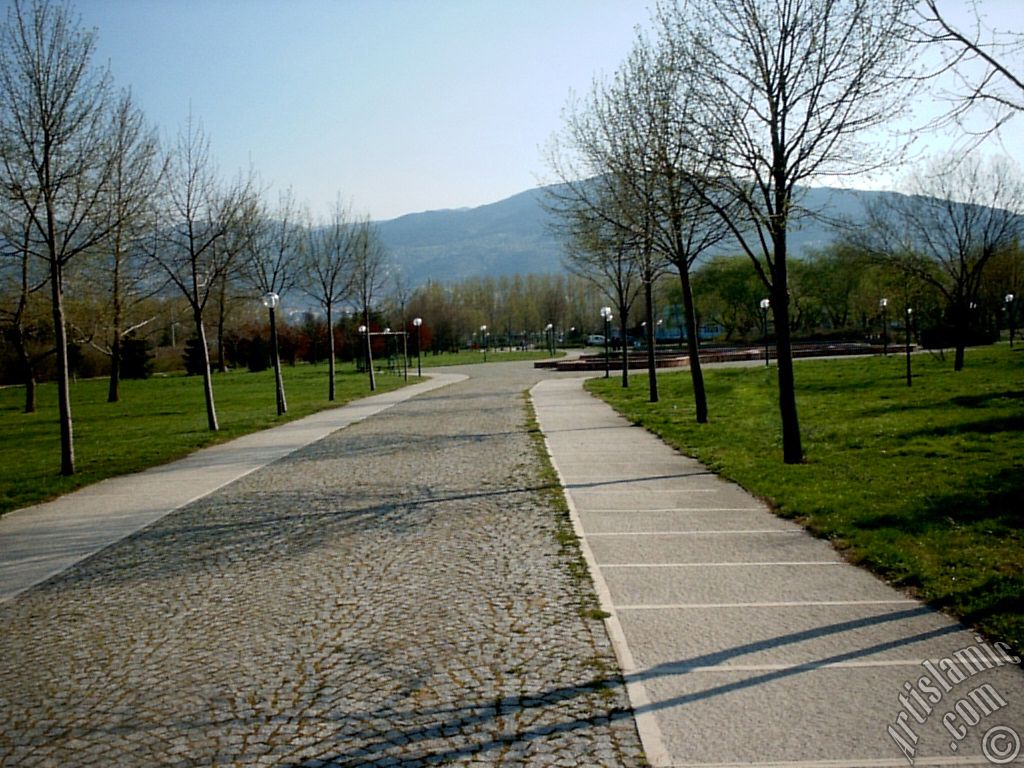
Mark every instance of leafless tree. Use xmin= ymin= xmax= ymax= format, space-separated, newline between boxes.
xmin=0 ymin=0 xmax=128 ymax=474
xmin=350 ymin=216 xmax=389 ymax=391
xmin=303 ymin=198 xmax=356 ymax=401
xmin=858 ymin=153 xmax=1024 ymax=370
xmin=547 ymin=55 xmax=670 ymax=403
xmin=661 ymin=0 xmax=918 ymax=463
xmin=615 ymin=36 xmax=735 ymax=419
xmin=85 ymin=91 xmax=163 ymax=403
xmin=243 ymin=188 xmax=301 ymax=414
xmin=908 ymin=0 xmax=1024 ymax=147
xmin=0 ymin=195 xmax=51 ymax=413
xmin=152 ymin=112 xmax=254 ymax=431
xmin=563 ymin=205 xmax=642 ymax=387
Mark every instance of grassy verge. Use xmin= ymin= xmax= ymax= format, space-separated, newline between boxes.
xmin=417 ymin=349 xmax=562 ymax=367
xmin=586 ymin=345 xmax=1024 ymax=652
xmin=0 ymin=363 xmax=411 ymax=515
xmin=522 ymin=392 xmax=609 ymax=623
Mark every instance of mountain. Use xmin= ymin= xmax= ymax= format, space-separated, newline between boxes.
xmin=375 ymin=187 xmax=563 ymax=286
xmin=374 ymin=184 xmax=879 ymax=286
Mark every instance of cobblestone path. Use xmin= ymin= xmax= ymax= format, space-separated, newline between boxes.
xmin=0 ymin=364 xmax=645 ymax=767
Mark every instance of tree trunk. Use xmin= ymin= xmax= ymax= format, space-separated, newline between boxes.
xmin=216 ymin=277 xmax=228 ymax=373
xmin=108 ymin=238 xmax=123 ymax=403
xmin=619 ymin=315 xmax=630 ymax=388
xmin=326 ymin=303 xmax=336 ymax=401
xmin=108 ymin=332 xmax=121 ymax=403
xmin=13 ymin=328 xmax=37 ymax=414
xmin=679 ymin=269 xmax=708 ymax=423
xmin=364 ymin=309 xmax=376 ymax=392
xmin=771 ymin=235 xmax=803 ymax=465
xmin=50 ymin=261 xmax=75 ymax=475
xmin=269 ymin=306 xmax=287 ymax=416
xmin=954 ymin=307 xmax=967 ymax=371
xmin=193 ymin=310 xmax=219 ymax=431
xmin=644 ymin=278 xmax=658 ymax=404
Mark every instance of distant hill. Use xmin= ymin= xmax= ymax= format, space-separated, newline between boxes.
xmin=374 ymin=184 xmax=882 ymax=286
xmin=375 ymin=188 xmax=563 ymax=285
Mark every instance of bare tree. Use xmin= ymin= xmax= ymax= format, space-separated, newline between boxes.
xmin=303 ymin=198 xmax=356 ymax=401
xmin=0 ymin=195 xmax=52 ymax=413
xmin=243 ymin=188 xmax=301 ymax=414
xmin=909 ymin=0 xmax=1024 ymax=146
xmin=563 ymin=205 xmax=642 ymax=387
xmin=547 ymin=53 xmax=670 ymax=403
xmin=86 ymin=91 xmax=163 ymax=403
xmin=350 ymin=216 xmax=388 ymax=391
xmin=153 ymin=112 xmax=253 ymax=431
xmin=0 ymin=0 xmax=127 ymax=474
xmin=858 ymin=153 xmax=1024 ymax=370
xmin=615 ymin=36 xmax=735 ymax=420
xmin=661 ymin=0 xmax=918 ymax=463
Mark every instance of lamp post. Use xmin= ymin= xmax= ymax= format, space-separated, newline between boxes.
xmin=1007 ymin=294 xmax=1016 ymax=348
xmin=261 ymin=292 xmax=287 ymax=416
xmin=905 ymin=307 xmax=913 ymax=387
xmin=545 ymin=323 xmax=554 ymax=356
xmin=600 ymin=306 xmax=612 ymax=379
xmin=879 ymin=298 xmax=888 ymax=356
xmin=358 ymin=324 xmax=376 ymax=391
xmin=413 ymin=317 xmax=423 ymax=376
xmin=760 ymin=298 xmax=771 ymax=366
xmin=480 ymin=324 xmax=488 ymax=362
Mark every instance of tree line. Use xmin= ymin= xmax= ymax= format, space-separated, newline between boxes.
xmin=3 ymin=0 xmax=1023 ymax=476
xmin=544 ymin=0 xmax=1024 ymax=464
xmin=0 ymin=0 xmax=393 ymax=475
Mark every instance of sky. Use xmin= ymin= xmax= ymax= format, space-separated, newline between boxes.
xmin=69 ymin=0 xmax=651 ymax=221
xmin=59 ymin=0 xmax=1024 ymax=222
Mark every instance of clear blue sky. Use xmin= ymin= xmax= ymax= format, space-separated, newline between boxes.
xmin=70 ymin=0 xmax=1022 ymax=221
xmin=74 ymin=0 xmax=651 ymax=221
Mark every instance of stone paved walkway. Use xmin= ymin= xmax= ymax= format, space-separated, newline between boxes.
xmin=0 ymin=363 xmax=645 ymax=767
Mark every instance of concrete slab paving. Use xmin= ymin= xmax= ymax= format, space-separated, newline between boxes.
xmin=0 ymin=373 xmax=465 ymax=603
xmin=532 ymin=376 xmax=1024 ymax=767
xmin=583 ymin=509 xmax=792 ymax=533
xmin=643 ymin=664 xmax=1023 ymax=766
xmin=588 ymin=529 xmax=839 ymax=565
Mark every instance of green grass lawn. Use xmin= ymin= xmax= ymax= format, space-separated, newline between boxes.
xmin=0 ymin=362 xmax=411 ymax=516
xmin=416 ymin=348 xmax=561 ymax=367
xmin=586 ymin=345 xmax=1024 ymax=652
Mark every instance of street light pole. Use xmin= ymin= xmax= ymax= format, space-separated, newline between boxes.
xmin=261 ymin=292 xmax=287 ymax=416
xmin=358 ymin=323 xmax=376 ymax=391
xmin=413 ymin=317 xmax=423 ymax=376
xmin=600 ymin=306 xmax=612 ymax=379
xmin=402 ymin=329 xmax=408 ymax=381
xmin=545 ymin=323 xmax=553 ymax=356
xmin=480 ymin=324 xmax=488 ymax=362
xmin=880 ymin=297 xmax=888 ymax=356
xmin=1007 ymin=293 xmax=1016 ymax=348
xmin=905 ymin=307 xmax=913 ymax=387
xmin=760 ymin=298 xmax=771 ymax=366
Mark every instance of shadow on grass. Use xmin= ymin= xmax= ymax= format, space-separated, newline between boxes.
xmin=853 ymin=468 xmax=1023 ymax=533
xmin=950 ymin=389 xmax=1024 ymax=408
xmin=901 ymin=415 xmax=1024 ymax=437
xmin=858 ymin=389 xmax=1024 ymax=420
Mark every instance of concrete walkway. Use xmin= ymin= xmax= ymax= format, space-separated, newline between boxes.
xmin=0 ymin=373 xmax=465 ymax=603
xmin=532 ymin=376 xmax=1023 ymax=768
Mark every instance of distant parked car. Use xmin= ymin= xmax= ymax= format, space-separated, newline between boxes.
xmin=587 ymin=334 xmax=606 ymax=346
